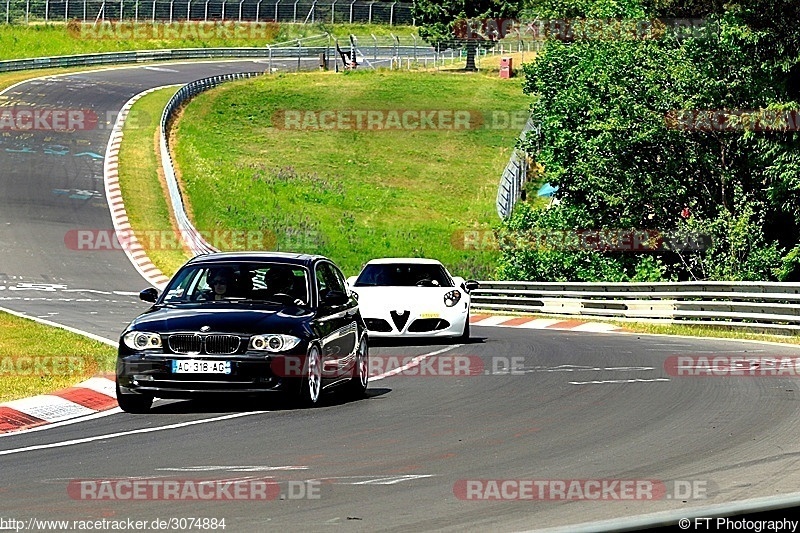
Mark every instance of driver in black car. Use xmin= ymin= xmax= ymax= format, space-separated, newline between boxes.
xmin=263 ymin=266 xmax=304 ymax=305
xmin=197 ymin=267 xmax=234 ymax=301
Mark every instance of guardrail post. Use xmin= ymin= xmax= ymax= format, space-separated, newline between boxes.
xmin=411 ymin=33 xmax=416 ymax=60
xmin=267 ymin=44 xmax=272 ymax=72
xmin=297 ymin=40 xmax=301 ymax=71
xmin=371 ymin=33 xmax=377 ymax=60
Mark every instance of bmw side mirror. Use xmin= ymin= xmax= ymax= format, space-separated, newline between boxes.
xmin=323 ymin=290 xmax=349 ymax=306
xmin=139 ymin=287 xmax=159 ymax=303
xmin=464 ymin=280 xmax=479 ymax=292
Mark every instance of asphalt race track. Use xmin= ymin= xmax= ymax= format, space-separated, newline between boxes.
xmin=2 ymin=61 xmax=800 ymax=532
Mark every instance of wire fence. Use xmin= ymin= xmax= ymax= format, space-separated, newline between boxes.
xmin=3 ymin=0 xmax=413 ymax=24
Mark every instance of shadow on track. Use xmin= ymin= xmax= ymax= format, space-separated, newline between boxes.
xmin=370 ymin=335 xmax=488 ymax=348
xmin=146 ymin=387 xmax=390 ymax=414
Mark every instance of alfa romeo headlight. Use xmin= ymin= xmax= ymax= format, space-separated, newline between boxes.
xmin=444 ymin=290 xmax=462 ymax=307
xmin=123 ymin=331 xmax=162 ymax=351
xmin=249 ymin=334 xmax=301 ymax=352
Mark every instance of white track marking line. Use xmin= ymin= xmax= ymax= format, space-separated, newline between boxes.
xmin=0 ymin=305 xmax=117 ymax=346
xmin=369 ymin=345 xmax=460 ymax=382
xmin=0 ymin=411 xmax=266 ymax=456
xmin=569 ymin=378 xmax=671 ymax=385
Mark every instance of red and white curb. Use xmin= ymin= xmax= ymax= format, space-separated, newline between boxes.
xmin=104 ymin=86 xmax=179 ymax=291
xmin=0 ymin=376 xmax=118 ymax=434
xmin=470 ymin=314 xmax=626 ymax=333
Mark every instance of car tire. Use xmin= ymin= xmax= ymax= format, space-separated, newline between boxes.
xmin=460 ymin=315 xmax=470 ymax=341
xmin=292 ymin=344 xmax=322 ymax=408
xmin=344 ymin=335 xmax=369 ymax=399
xmin=115 ymin=382 xmax=153 ymax=414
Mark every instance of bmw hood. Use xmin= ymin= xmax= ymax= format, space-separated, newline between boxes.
xmin=127 ymin=305 xmax=311 ymax=335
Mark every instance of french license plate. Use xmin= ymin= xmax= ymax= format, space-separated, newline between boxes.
xmin=171 ymin=359 xmax=231 ymax=374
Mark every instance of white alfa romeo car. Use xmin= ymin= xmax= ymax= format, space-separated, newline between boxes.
xmin=347 ymin=258 xmax=479 ymax=339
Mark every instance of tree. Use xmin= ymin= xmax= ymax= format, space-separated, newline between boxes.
xmin=412 ymin=0 xmax=524 ymax=71
xmin=497 ymin=0 xmax=800 ymax=281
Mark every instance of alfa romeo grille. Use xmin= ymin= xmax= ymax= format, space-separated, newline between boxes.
xmin=167 ymin=334 xmax=240 ymax=355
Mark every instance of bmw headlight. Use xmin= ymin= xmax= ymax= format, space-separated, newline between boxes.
xmin=123 ymin=331 xmax=162 ymax=351
xmin=444 ymin=290 xmax=462 ymax=307
xmin=249 ymin=334 xmax=301 ymax=352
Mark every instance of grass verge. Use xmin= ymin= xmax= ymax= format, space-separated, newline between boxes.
xmin=117 ymin=86 xmax=193 ymax=277
xmin=607 ymin=320 xmax=800 ymax=345
xmin=172 ymin=69 xmax=531 ymax=278
xmin=0 ymin=22 xmax=416 ymax=61
xmin=0 ymin=311 xmax=117 ymax=403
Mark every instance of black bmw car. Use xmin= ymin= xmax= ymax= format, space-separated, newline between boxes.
xmin=116 ymin=252 xmax=369 ymax=413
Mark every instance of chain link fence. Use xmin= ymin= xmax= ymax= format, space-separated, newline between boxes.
xmin=3 ymin=0 xmax=412 ymax=24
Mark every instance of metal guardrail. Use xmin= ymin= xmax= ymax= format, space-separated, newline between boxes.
xmin=470 ymin=280 xmax=800 ymax=331
xmin=0 ymin=43 xmax=442 ymax=72
xmin=159 ymin=72 xmax=265 ymax=255
xmin=497 ymin=115 xmax=537 ymax=219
